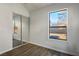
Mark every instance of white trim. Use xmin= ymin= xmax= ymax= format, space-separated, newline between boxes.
xmin=0 ymin=43 xmax=28 ymax=54
xmin=29 ymin=41 xmax=77 ymax=56
xmin=0 ymin=41 xmax=77 ymax=56
xmin=48 ymin=8 xmax=68 ymax=14
xmin=48 ymin=8 xmax=68 ymax=41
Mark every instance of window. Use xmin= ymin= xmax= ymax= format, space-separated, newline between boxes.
xmin=49 ymin=9 xmax=68 ymax=41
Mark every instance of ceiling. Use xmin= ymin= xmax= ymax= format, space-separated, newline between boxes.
xmin=23 ymin=3 xmax=52 ymax=12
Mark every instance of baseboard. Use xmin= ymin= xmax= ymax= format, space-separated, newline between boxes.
xmin=28 ymin=41 xmax=77 ymax=56
xmin=0 ymin=48 xmax=12 ymax=55
xmin=0 ymin=43 xmax=28 ymax=55
xmin=0 ymin=41 xmax=77 ymax=56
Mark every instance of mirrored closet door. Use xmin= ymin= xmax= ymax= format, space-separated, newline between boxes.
xmin=13 ymin=13 xmax=29 ymax=48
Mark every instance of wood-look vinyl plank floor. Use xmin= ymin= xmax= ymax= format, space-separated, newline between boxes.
xmin=0 ymin=43 xmax=72 ymax=56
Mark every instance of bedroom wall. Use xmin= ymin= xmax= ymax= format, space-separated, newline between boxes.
xmin=30 ymin=4 xmax=79 ymax=55
xmin=0 ymin=3 xmax=29 ymax=54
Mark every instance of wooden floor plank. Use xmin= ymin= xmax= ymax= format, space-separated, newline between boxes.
xmin=0 ymin=43 xmax=72 ymax=56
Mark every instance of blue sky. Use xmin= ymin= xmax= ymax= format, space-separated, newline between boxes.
xmin=49 ymin=11 xmax=67 ymax=26
xmin=50 ymin=12 xmax=59 ymax=25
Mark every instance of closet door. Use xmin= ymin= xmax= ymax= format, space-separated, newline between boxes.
xmin=22 ymin=16 xmax=29 ymax=44
xmin=13 ymin=13 xmax=22 ymax=48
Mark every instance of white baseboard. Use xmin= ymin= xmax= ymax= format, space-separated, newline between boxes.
xmin=0 ymin=41 xmax=77 ymax=56
xmin=0 ymin=48 xmax=12 ymax=55
xmin=0 ymin=43 xmax=28 ymax=55
xmin=28 ymin=41 xmax=77 ymax=56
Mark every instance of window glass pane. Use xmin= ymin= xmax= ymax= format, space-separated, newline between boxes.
xmin=49 ymin=9 xmax=68 ymax=41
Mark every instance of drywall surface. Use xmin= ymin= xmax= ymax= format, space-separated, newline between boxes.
xmin=0 ymin=3 xmax=29 ymax=54
xmin=30 ymin=4 xmax=79 ymax=55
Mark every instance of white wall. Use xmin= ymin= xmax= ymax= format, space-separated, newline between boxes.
xmin=0 ymin=3 xmax=29 ymax=54
xmin=30 ymin=4 xmax=79 ymax=55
